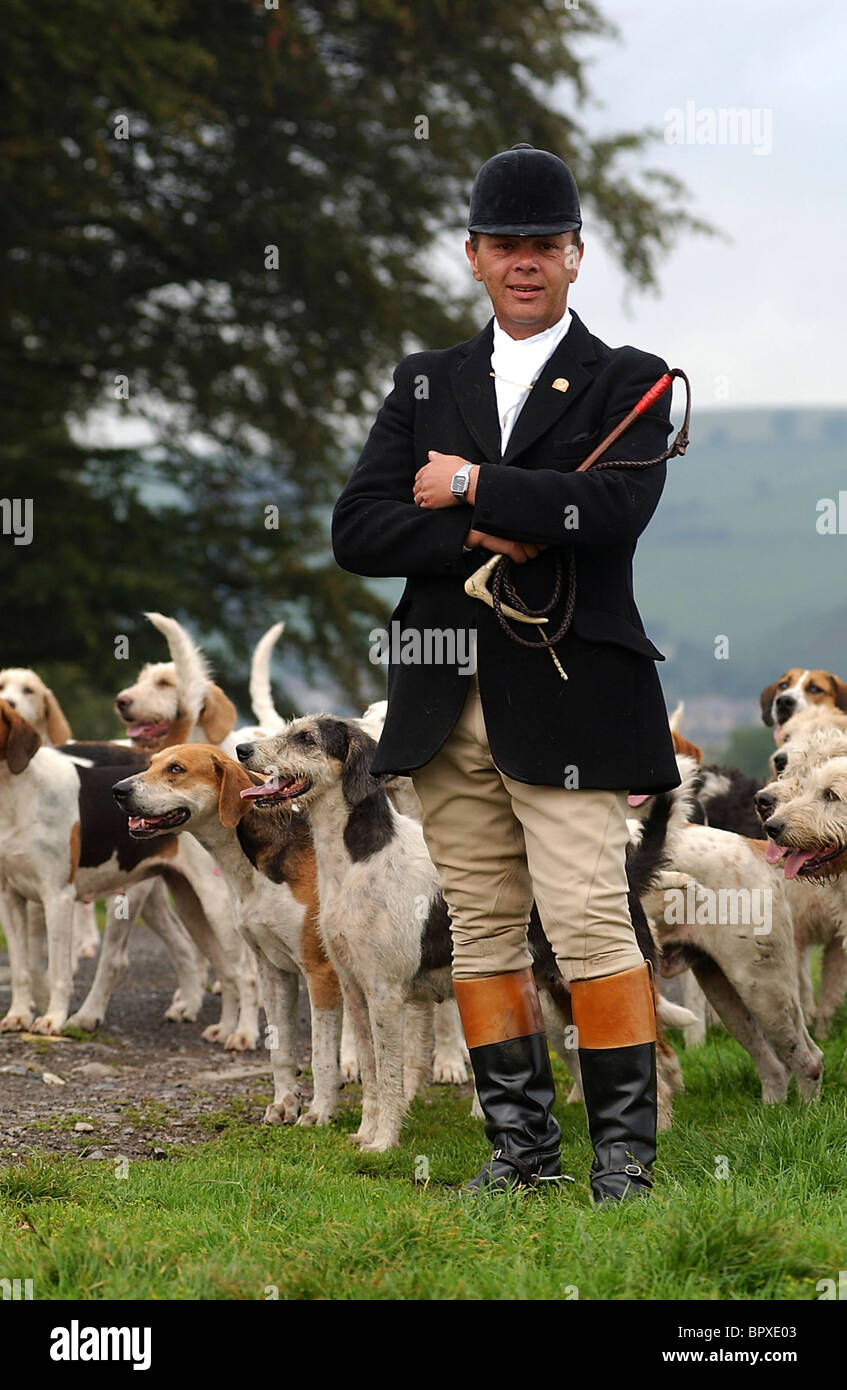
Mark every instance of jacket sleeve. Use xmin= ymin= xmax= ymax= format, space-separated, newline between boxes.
xmin=469 ymin=353 xmax=674 ymax=549
xmin=332 ymin=358 xmax=478 ymax=579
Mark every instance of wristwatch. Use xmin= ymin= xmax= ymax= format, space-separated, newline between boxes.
xmin=450 ymin=462 xmax=474 ymax=499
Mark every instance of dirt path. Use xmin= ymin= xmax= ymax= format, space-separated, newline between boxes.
xmin=0 ymin=927 xmax=317 ymax=1164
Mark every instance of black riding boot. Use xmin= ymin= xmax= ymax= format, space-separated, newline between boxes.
xmin=454 ymin=968 xmax=572 ymax=1193
xmin=571 ymin=962 xmax=657 ymax=1205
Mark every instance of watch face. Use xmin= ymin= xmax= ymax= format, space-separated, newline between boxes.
xmin=452 ymin=472 xmax=468 ymax=494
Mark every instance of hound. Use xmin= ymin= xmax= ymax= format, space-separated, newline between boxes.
xmin=0 ymin=701 xmax=256 ymax=1043
xmin=112 ymin=745 xmax=342 ymax=1126
xmin=235 ymin=716 xmax=454 ymax=1152
xmin=114 ymin=612 xmax=238 ymax=753
xmin=638 ymin=754 xmax=823 ymax=1103
xmin=0 ymin=666 xmax=207 ymax=993
xmin=72 ymin=613 xmax=273 ymax=1035
xmin=760 ymin=668 xmax=847 ymax=741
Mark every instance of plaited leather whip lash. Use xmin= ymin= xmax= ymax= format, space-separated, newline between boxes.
xmin=464 ymin=368 xmax=692 ymax=682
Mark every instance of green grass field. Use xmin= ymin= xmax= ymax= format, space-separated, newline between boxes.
xmin=3 ymin=1021 xmax=847 ymax=1302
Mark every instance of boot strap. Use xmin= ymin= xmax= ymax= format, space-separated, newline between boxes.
xmin=491 ymin=1150 xmax=575 ymax=1186
xmin=591 ymin=1161 xmax=653 ymax=1187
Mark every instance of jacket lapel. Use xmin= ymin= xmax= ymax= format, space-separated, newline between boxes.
xmin=450 ymin=319 xmax=501 ymax=464
xmin=501 ymin=309 xmax=598 ymax=465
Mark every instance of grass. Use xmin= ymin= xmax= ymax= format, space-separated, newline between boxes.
xmin=2 ymin=1021 xmax=847 ymax=1301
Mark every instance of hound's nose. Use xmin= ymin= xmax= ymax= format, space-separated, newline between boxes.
xmin=775 ymin=695 xmax=796 ymax=719
xmin=754 ymin=790 xmax=776 ymax=819
xmin=764 ymin=817 xmax=785 ymax=839
xmin=112 ymin=778 xmax=133 ymax=803
xmin=772 ymin=751 xmax=788 ymax=774
xmin=115 ymin=696 xmax=131 ymax=714
xmin=235 ymin=743 xmax=254 ymax=764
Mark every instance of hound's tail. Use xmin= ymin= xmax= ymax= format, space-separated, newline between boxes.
xmin=249 ymin=621 xmax=286 ymax=728
xmin=144 ymin=612 xmax=210 ymax=728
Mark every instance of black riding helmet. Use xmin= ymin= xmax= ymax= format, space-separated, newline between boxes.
xmin=468 ymin=143 xmax=582 ymax=237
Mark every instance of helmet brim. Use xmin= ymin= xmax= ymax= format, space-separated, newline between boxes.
xmin=467 ymin=220 xmax=582 ymax=236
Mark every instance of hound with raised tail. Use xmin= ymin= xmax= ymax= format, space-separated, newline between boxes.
xmin=235 ymin=716 xmax=453 ymax=1153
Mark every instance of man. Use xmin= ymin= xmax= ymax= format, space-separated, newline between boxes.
xmin=332 ymin=144 xmax=681 ymax=1203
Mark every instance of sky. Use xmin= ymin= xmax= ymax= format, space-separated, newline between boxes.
xmin=477 ymin=0 xmax=846 ymax=409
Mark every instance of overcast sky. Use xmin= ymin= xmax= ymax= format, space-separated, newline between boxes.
xmin=519 ymin=0 xmax=845 ymax=408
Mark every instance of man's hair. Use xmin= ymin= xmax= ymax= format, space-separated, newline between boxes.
xmin=468 ymin=230 xmax=582 ymax=251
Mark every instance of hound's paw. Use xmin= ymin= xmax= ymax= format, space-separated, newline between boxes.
xmin=225 ymin=1029 xmax=256 ymax=1052
xmin=201 ymin=1023 xmax=223 ymax=1044
xmin=432 ymin=1056 xmax=469 ymax=1085
xmin=32 ymin=1013 xmax=66 ymax=1035
xmin=760 ymin=1079 xmax=790 ymax=1105
xmin=66 ymin=1010 xmax=102 ymax=1033
xmin=164 ymin=999 xmax=199 ymax=1022
xmin=296 ymin=1108 xmax=337 ymax=1128
xmin=565 ymin=1082 xmax=583 ymax=1104
xmin=347 ymin=1129 xmax=376 ymax=1148
xmin=358 ymin=1135 xmax=397 ymax=1154
xmin=340 ymin=1059 xmax=360 ymax=1083
xmin=75 ymin=942 xmax=100 ymax=961
xmin=263 ymin=1098 xmax=300 ymax=1126
xmin=211 ymin=978 xmax=222 ymax=995
xmin=1 ymin=1009 xmax=34 ymax=1033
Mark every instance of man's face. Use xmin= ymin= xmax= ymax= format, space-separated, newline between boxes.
xmin=465 ymin=232 xmax=583 ymax=340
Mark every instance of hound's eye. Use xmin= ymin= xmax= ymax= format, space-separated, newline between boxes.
xmin=166 ymin=763 xmax=186 ymax=775
xmin=23 ymin=686 xmax=34 ymax=695
xmin=807 ymin=683 xmax=822 ymax=694
xmin=294 ymin=731 xmax=316 ymax=746
xmin=822 ymin=787 xmax=841 ymax=802
xmin=777 ymin=680 xmax=789 ymax=690
xmin=156 ymin=679 xmax=174 ymax=689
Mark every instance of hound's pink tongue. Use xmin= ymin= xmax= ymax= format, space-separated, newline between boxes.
xmin=766 ymin=841 xmax=818 ymax=878
xmin=127 ymin=722 xmax=170 ymax=739
xmin=628 ymin=794 xmax=650 ymax=807
xmin=239 ymin=778 xmax=284 ymax=800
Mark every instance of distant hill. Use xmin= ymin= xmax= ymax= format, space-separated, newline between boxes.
xmin=628 ymin=405 xmax=847 ymax=744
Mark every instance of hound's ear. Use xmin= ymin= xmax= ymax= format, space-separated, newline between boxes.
xmin=43 ymin=687 xmax=72 ymax=746
xmin=671 ymin=730 xmax=703 ymax=764
xmin=341 ymin=725 xmax=387 ymax=807
xmin=3 ymin=706 xmax=42 ymax=774
xmin=212 ymin=753 xmax=251 ymax=829
xmin=833 ymin=677 xmax=847 ymax=713
xmin=759 ymin=680 xmax=779 ymax=727
xmin=200 ymin=683 xmax=237 ymax=744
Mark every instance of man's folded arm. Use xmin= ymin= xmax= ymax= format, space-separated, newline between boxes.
xmin=469 ymin=358 xmax=674 ymax=549
xmin=332 ymin=362 xmax=479 ymax=578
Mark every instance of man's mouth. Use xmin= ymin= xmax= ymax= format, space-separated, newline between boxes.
xmin=239 ymin=775 xmax=312 ymax=808
xmin=127 ymin=807 xmax=190 ymax=836
xmin=507 ymin=285 xmax=543 ymax=300
xmin=765 ymin=839 xmax=847 ymax=878
xmin=125 ymin=721 xmax=171 ymax=743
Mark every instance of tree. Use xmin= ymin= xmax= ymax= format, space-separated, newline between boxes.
xmin=1 ymin=0 xmax=710 ymax=726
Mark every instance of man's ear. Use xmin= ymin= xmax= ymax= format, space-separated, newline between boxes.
xmin=200 ymin=683 xmax=237 ymax=744
xmin=3 ymin=705 xmax=42 ymax=774
xmin=340 ymin=725 xmax=387 ymax=807
xmin=43 ymin=687 xmax=72 ymax=746
xmin=759 ymin=680 xmax=780 ymax=727
xmin=212 ymin=753 xmax=252 ymax=828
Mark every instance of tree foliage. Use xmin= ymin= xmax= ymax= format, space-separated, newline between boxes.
xmin=1 ymin=0 xmax=709 ymax=728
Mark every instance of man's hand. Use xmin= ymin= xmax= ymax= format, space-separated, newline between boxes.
xmin=413 ymin=452 xmax=478 ymax=509
xmin=464 ymin=528 xmax=545 ymax=564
